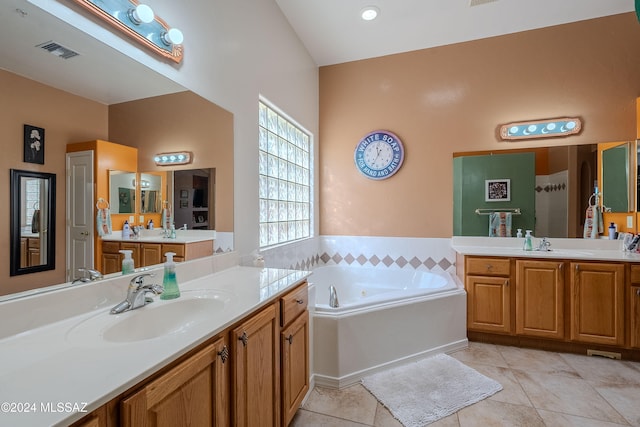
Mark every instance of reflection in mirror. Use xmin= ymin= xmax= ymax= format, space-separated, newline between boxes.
xmin=168 ymin=169 xmax=215 ymax=230
xmin=453 ymin=144 xmax=597 ymax=238
xmin=10 ymin=169 xmax=56 ymax=276
xmin=109 ymin=170 xmax=136 ymax=214
xmin=601 ymin=142 xmax=632 ymax=212
xmin=139 ymin=173 xmax=162 ymax=213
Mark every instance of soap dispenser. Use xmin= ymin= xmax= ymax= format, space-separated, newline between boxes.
xmin=122 ymin=220 xmax=131 ymax=239
xmin=160 ymin=252 xmax=180 ymax=300
xmin=119 ymin=250 xmax=134 ymax=274
xmin=523 ymin=230 xmax=533 ymax=251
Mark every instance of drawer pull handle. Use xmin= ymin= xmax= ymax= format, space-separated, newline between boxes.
xmin=238 ymin=331 xmax=248 ymax=347
xmin=286 ymin=334 xmax=293 ymax=344
xmin=218 ymin=345 xmax=229 ymax=363
xmin=296 ymin=299 xmax=304 ymax=305
xmin=486 ymin=264 xmax=493 ymax=272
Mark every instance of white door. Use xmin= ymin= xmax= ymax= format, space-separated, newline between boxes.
xmin=66 ymin=150 xmax=94 ymax=281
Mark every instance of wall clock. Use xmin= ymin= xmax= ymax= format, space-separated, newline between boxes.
xmin=354 ymin=130 xmax=405 ymax=180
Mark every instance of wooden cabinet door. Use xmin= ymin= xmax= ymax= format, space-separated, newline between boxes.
xmin=516 ymin=260 xmax=564 ymax=339
xmin=101 ymin=253 xmax=121 ymax=275
xmin=121 ymin=337 xmax=230 ymax=427
xmin=631 ymin=285 xmax=640 ymax=348
xmin=570 ymin=262 xmax=624 ymax=346
xmin=466 ymin=275 xmax=511 ymax=333
xmin=141 ymin=243 xmax=162 ymax=267
xmin=232 ymin=303 xmax=279 ymax=427
xmin=281 ymin=310 xmax=309 ymax=426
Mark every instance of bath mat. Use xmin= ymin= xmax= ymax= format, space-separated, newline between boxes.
xmin=361 ymin=353 xmax=502 ymax=426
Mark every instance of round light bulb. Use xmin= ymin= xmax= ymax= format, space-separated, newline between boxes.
xmin=129 ymin=4 xmax=154 ymax=24
xmin=361 ymin=6 xmax=379 ymax=21
xmin=162 ymin=28 xmax=184 ymax=45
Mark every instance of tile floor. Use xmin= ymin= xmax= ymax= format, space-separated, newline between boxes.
xmin=291 ymin=342 xmax=640 ymax=426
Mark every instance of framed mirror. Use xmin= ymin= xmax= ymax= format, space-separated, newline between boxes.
xmin=109 ymin=170 xmax=136 ymax=214
xmin=139 ymin=172 xmax=163 ymax=214
xmin=599 ymin=141 xmax=634 ymax=213
xmin=10 ymin=169 xmax=56 ymax=276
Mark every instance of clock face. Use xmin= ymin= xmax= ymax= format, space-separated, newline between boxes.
xmin=354 ymin=130 xmax=404 ymax=180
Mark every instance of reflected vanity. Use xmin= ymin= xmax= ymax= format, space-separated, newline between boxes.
xmin=10 ymin=169 xmax=56 ymax=276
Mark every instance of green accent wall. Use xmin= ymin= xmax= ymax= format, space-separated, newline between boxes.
xmin=453 ymin=152 xmax=535 ymax=236
xmin=602 ymin=144 xmax=629 ymax=212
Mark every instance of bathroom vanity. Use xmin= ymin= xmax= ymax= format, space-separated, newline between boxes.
xmin=100 ymin=230 xmax=217 ymax=274
xmin=0 ymin=254 xmax=310 ymax=427
xmin=453 ymin=236 xmax=640 ymax=360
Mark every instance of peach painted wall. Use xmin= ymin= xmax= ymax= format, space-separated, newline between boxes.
xmin=319 ymin=13 xmax=640 ymax=238
xmin=0 ymin=70 xmax=108 ymax=295
xmin=108 ymin=91 xmax=234 ymax=232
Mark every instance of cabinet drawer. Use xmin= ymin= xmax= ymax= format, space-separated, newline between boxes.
xmin=162 ymin=243 xmax=185 ymax=257
xmin=102 ymin=241 xmax=121 ymax=254
xmin=631 ymin=265 xmax=640 ymax=284
xmin=281 ymin=282 xmax=308 ymax=327
xmin=466 ymin=257 xmax=510 ymax=276
xmin=28 ymin=238 xmax=40 ymax=249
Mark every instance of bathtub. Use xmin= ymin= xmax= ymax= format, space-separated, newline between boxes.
xmin=310 ymin=265 xmax=467 ymax=388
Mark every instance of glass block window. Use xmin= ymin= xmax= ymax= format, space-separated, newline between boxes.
xmin=258 ymin=100 xmax=312 ymax=248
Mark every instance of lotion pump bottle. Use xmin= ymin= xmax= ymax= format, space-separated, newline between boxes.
xmin=122 ymin=220 xmax=131 ymax=239
xmin=523 ymin=230 xmax=533 ymax=251
xmin=160 ymin=252 xmax=180 ymax=300
xmin=119 ymin=250 xmax=134 ymax=274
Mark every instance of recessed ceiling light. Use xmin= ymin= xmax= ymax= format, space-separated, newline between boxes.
xmin=360 ymin=6 xmax=379 ymax=21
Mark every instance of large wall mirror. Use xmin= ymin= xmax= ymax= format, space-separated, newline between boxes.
xmin=109 ymin=170 xmax=136 ymax=214
xmin=10 ymin=169 xmax=56 ymax=276
xmin=453 ymin=144 xmax=598 ymax=238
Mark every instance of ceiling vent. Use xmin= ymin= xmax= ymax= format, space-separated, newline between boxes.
xmin=35 ymin=41 xmax=80 ymax=60
xmin=469 ymin=0 xmax=498 ymax=6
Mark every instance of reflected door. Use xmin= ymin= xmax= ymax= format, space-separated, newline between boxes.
xmin=66 ymin=151 xmax=94 ymax=281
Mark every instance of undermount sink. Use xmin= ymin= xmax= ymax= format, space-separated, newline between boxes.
xmin=518 ymin=248 xmax=596 ymax=257
xmin=66 ymin=290 xmax=231 ymax=344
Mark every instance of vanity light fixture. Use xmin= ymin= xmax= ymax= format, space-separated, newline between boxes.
xmin=154 ymin=151 xmax=192 ymax=166
xmin=69 ymin=0 xmax=184 ymax=63
xmin=499 ymin=117 xmax=582 ymax=141
xmin=361 ymin=6 xmax=380 ymax=21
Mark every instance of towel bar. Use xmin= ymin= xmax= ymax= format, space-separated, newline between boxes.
xmin=475 ymin=208 xmax=521 ymax=215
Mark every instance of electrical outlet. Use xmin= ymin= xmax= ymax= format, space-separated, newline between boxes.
xmin=139 ymin=215 xmax=144 ymax=224
xmin=627 ymin=215 xmax=633 ymax=229
xmin=129 ymin=215 xmax=134 ymax=223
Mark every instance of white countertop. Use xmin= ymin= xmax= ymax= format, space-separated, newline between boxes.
xmin=101 ymin=229 xmax=217 ymax=244
xmin=451 ymin=236 xmax=640 ymax=262
xmin=0 ymin=263 xmax=310 ymax=426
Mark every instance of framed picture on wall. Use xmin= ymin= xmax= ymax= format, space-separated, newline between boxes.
xmin=180 ymin=189 xmax=189 ymax=199
xmin=485 ymin=179 xmax=510 ymax=202
xmin=24 ymin=124 xmax=45 ymax=165
xmin=179 ymin=200 xmax=188 ymax=208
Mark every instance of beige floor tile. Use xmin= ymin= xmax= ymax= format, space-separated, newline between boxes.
xmin=290 ymin=409 xmax=370 ymax=426
xmin=497 ymin=346 xmax=580 ymax=378
xmin=449 ymin=341 xmax=508 ymax=368
xmin=463 ymin=362 xmax=532 ymax=407
xmin=537 ymin=408 xmax=630 ymax=427
xmin=427 ymin=412 xmax=460 ymax=427
xmin=513 ymin=369 xmax=628 ymax=424
xmin=560 ymin=352 xmax=640 ymax=385
xmin=372 ymin=402 xmax=404 ymax=427
xmin=457 ymin=398 xmax=545 ymax=427
xmin=302 ymin=384 xmax=377 ymax=425
xmin=592 ymin=382 xmax=640 ymax=426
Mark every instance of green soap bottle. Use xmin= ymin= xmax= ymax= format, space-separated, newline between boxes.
xmin=160 ymin=252 xmax=180 ymax=300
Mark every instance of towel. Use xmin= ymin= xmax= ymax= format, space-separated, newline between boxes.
xmin=489 ymin=212 xmax=512 ymax=237
xmin=162 ymin=207 xmax=172 ymax=230
xmin=31 ymin=209 xmax=40 ymax=233
xmin=97 ymin=208 xmax=112 ymax=237
xmin=583 ymin=205 xmax=604 ymax=239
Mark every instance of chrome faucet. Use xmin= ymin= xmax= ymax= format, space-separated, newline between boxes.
xmin=72 ymin=268 xmax=103 ymax=284
xmin=537 ymin=237 xmax=551 ymax=252
xmin=329 ymin=285 xmax=339 ymax=308
xmin=110 ymin=273 xmax=163 ymax=314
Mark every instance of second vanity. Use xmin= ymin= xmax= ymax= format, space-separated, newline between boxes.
xmin=100 ymin=230 xmax=217 ymax=274
xmin=453 ymin=236 xmax=640 ymax=360
xmin=0 ymin=253 xmax=311 ymax=427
